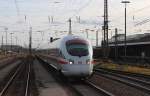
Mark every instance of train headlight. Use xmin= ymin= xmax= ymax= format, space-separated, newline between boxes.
xmin=69 ymin=60 xmax=74 ymax=64
xmin=69 ymin=61 xmax=73 ymax=64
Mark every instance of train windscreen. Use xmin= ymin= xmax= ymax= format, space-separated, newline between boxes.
xmin=66 ymin=39 xmax=89 ymax=57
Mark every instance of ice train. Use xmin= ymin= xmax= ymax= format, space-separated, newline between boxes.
xmin=47 ymin=34 xmax=94 ymax=77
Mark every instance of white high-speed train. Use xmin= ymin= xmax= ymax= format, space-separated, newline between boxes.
xmin=47 ymin=34 xmax=94 ymax=77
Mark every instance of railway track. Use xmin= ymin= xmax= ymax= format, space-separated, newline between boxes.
xmin=0 ymin=63 xmax=23 ymax=96
xmin=0 ymin=57 xmax=18 ymax=70
xmin=0 ymin=60 xmax=21 ymax=90
xmin=25 ymin=62 xmax=31 ymax=96
xmin=94 ymin=68 xmax=150 ymax=94
xmin=96 ymin=67 xmax=150 ymax=79
xmin=37 ymin=56 xmax=115 ymax=96
xmin=0 ymin=57 xmax=35 ymax=96
xmin=84 ymin=80 xmax=115 ymax=96
xmin=70 ymin=79 xmax=115 ymax=96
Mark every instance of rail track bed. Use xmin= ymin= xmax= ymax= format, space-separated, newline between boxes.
xmin=95 ymin=68 xmax=150 ymax=81
xmin=0 ymin=60 xmax=21 ymax=90
xmin=88 ymin=68 xmax=150 ymax=96
xmin=70 ymin=80 xmax=115 ymax=96
xmin=0 ymin=57 xmax=38 ymax=96
xmin=0 ymin=57 xmax=19 ymax=70
xmin=95 ymin=68 xmax=150 ymax=85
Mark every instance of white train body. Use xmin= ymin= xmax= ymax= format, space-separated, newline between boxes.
xmin=49 ymin=34 xmax=93 ymax=77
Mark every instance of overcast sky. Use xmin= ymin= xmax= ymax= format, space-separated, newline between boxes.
xmin=0 ymin=0 xmax=150 ymax=48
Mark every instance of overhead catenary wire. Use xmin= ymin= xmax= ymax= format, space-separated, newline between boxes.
xmin=70 ymin=0 xmax=93 ymax=19
xmin=109 ymin=4 xmax=150 ymax=34
xmin=2 ymin=0 xmax=150 ymax=48
xmin=110 ymin=4 xmax=150 ymax=24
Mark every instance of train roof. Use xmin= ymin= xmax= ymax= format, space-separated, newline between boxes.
xmin=39 ymin=34 xmax=89 ymax=49
xmin=62 ymin=34 xmax=87 ymax=41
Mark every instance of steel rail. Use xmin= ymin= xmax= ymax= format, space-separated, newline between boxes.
xmin=95 ymin=68 xmax=150 ymax=79
xmin=94 ymin=71 xmax=150 ymax=94
xmin=85 ymin=80 xmax=115 ymax=96
xmin=0 ymin=64 xmax=22 ymax=96
xmin=25 ymin=63 xmax=31 ymax=96
xmin=66 ymin=83 xmax=86 ymax=96
xmin=95 ymin=69 xmax=150 ymax=86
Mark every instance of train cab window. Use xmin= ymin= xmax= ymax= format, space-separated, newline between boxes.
xmin=66 ymin=39 xmax=89 ymax=57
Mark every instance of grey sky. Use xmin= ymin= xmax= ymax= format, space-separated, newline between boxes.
xmin=0 ymin=0 xmax=150 ymax=48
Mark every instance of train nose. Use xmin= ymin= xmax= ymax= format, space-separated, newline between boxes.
xmin=61 ymin=64 xmax=93 ymax=76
